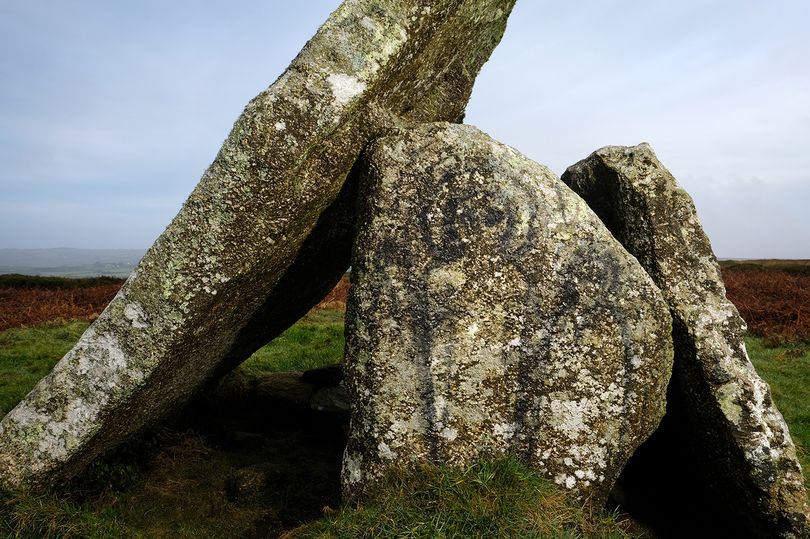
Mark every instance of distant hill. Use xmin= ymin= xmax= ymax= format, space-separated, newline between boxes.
xmin=0 ymin=248 xmax=146 ymax=277
xmin=720 ymin=259 xmax=810 ymax=275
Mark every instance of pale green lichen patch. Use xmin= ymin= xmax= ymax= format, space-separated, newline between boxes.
xmin=343 ymin=124 xmax=673 ymax=506
xmin=123 ymin=303 xmax=149 ymax=329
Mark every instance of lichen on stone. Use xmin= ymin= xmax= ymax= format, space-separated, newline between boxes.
xmin=342 ymin=123 xmax=673 ymax=506
xmin=0 ymin=0 xmax=517 ymax=491
xmin=562 ymin=143 xmax=810 ymax=536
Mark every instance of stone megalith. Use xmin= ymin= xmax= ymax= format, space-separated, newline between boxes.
xmin=0 ymin=0 xmax=516 ymax=490
xmin=562 ymin=144 xmax=809 ymax=536
xmin=341 ymin=123 xmax=674 ymax=506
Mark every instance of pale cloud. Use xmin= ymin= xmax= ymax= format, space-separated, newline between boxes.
xmin=467 ymin=0 xmax=810 ymax=258
xmin=1 ymin=1 xmax=808 ymax=257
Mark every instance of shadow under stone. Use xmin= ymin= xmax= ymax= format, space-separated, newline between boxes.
xmin=66 ymin=367 xmax=349 ymax=538
xmin=610 ymin=330 xmax=755 ymax=539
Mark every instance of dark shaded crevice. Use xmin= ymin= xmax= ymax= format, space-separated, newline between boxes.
xmin=411 ymin=277 xmax=442 ymax=463
xmin=412 ymin=170 xmax=459 ymax=463
xmin=511 ymin=282 xmax=542 ymax=463
xmin=506 ymin=200 xmax=543 ymax=463
xmin=610 ymin=319 xmax=755 ymax=538
xmin=562 ymin=159 xmax=664 ymax=283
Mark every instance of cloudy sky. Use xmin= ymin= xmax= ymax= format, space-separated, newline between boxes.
xmin=1 ymin=1 xmax=808 ymax=258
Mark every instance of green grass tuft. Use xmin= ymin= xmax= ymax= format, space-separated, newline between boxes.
xmin=0 ymin=489 xmax=130 ymax=538
xmin=286 ymin=458 xmax=630 ymax=539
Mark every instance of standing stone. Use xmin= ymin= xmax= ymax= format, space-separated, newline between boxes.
xmin=342 ymin=123 xmax=674 ymax=506
xmin=562 ymin=144 xmax=809 ymax=536
xmin=0 ymin=0 xmax=516 ymax=490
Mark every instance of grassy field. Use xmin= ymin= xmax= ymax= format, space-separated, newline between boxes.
xmin=0 ymin=311 xmax=636 ymax=538
xmin=0 ymin=313 xmax=349 ymax=538
xmin=0 ymin=310 xmax=345 ymax=418
xmin=0 ymin=267 xmax=808 ymax=537
xmin=0 ymin=320 xmax=88 ymax=416
xmin=0 ymin=317 xmax=808 ymax=537
xmin=239 ymin=309 xmax=344 ymax=376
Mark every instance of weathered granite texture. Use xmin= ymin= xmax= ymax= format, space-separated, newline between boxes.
xmin=0 ymin=0 xmax=516 ymax=490
xmin=342 ymin=124 xmax=674 ymax=506
xmin=562 ymin=144 xmax=809 ymax=537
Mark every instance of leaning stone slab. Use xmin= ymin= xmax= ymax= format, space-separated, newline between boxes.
xmin=0 ymin=0 xmax=516 ymax=490
xmin=342 ymin=123 xmax=674 ymax=506
xmin=562 ymin=144 xmax=809 ymax=536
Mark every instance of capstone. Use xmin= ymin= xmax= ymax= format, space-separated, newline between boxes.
xmin=0 ymin=0 xmax=516 ymax=490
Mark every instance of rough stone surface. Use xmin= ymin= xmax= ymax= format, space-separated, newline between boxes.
xmin=562 ymin=144 xmax=810 ymax=536
xmin=0 ymin=0 xmax=516 ymax=490
xmin=342 ymin=123 xmax=674 ymax=506
xmin=311 ymin=383 xmax=351 ymax=416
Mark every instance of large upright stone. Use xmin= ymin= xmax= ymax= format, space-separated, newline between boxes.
xmin=0 ymin=0 xmax=516 ymax=490
xmin=342 ymin=123 xmax=674 ymax=506
xmin=562 ymin=144 xmax=809 ymax=536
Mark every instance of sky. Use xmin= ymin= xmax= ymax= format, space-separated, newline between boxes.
xmin=1 ymin=1 xmax=808 ymax=258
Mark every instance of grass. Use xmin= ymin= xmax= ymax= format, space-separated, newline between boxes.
xmin=0 ymin=310 xmax=345 ymax=417
xmin=0 ymin=315 xmax=808 ymax=537
xmin=286 ymin=458 xmax=630 ymax=539
xmin=1 ymin=424 xmax=346 ymax=538
xmin=0 ymin=320 xmax=89 ymax=416
xmin=0 ymin=489 xmax=129 ymax=539
xmin=103 ymin=431 xmax=343 ymax=538
xmin=0 ymin=311 xmax=349 ymax=538
xmin=1 ymin=458 xmax=628 ymax=539
xmin=240 ymin=309 xmax=345 ymax=375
